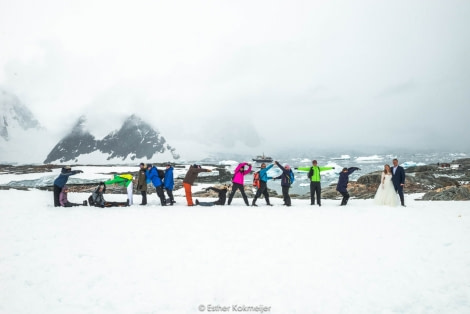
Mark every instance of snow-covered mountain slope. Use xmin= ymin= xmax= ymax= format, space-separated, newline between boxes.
xmin=0 ymin=88 xmax=41 ymax=141
xmin=44 ymin=115 xmax=180 ymax=164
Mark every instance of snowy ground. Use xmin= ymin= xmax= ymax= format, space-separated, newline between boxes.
xmin=1 ymin=190 xmax=469 ymax=314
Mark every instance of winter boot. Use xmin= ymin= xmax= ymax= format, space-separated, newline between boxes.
xmin=252 ymin=197 xmax=258 ymax=207
xmin=243 ymin=196 xmax=250 ymax=206
xmin=265 ymin=196 xmax=272 ymax=206
xmin=83 ymin=200 xmax=88 ymax=206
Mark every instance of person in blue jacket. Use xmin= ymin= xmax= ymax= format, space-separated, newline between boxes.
xmin=336 ymin=167 xmax=360 ymax=206
xmin=252 ymin=163 xmax=274 ymax=206
xmin=146 ymin=164 xmax=167 ymax=206
xmin=53 ymin=166 xmax=83 ymax=207
xmin=163 ymin=163 xmax=175 ymax=205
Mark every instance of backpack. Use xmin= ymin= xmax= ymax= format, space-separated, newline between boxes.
xmin=288 ymin=170 xmax=295 ymax=185
xmin=307 ymin=167 xmax=314 ymax=179
xmin=253 ymin=171 xmax=260 ymax=188
xmin=157 ymin=169 xmax=165 ymax=180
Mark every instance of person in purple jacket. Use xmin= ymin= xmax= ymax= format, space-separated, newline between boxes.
xmin=227 ymin=162 xmax=252 ymax=206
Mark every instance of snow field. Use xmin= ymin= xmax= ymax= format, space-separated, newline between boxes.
xmin=1 ymin=190 xmax=469 ymax=314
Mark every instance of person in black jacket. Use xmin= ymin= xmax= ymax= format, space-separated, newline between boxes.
xmin=195 ymin=185 xmax=230 ymax=206
xmin=391 ymin=158 xmax=406 ymax=206
xmin=53 ymin=166 xmax=83 ymax=207
xmin=273 ymin=161 xmax=294 ymax=206
xmin=336 ymin=167 xmax=360 ymax=206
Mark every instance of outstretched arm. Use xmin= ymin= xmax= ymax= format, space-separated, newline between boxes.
xmin=207 ymin=187 xmax=221 ymax=193
xmin=347 ymin=167 xmax=360 ymax=175
xmin=274 ymin=161 xmax=285 ymax=172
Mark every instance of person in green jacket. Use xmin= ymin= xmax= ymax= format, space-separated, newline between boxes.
xmin=104 ymin=174 xmax=134 ymax=205
xmin=297 ymin=160 xmax=334 ymax=206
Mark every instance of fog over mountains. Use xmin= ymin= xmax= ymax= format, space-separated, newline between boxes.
xmin=0 ymin=88 xmax=41 ymax=141
xmin=44 ymin=115 xmax=180 ymax=163
xmin=1 ymin=89 xmax=180 ymax=164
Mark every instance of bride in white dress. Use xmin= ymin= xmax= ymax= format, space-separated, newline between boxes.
xmin=374 ymin=164 xmax=399 ymax=206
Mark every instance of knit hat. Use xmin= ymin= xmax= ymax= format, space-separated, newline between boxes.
xmin=284 ymin=164 xmax=290 ymax=169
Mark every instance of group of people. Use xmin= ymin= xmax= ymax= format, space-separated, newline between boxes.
xmin=52 ymin=158 xmax=406 ymax=208
xmin=52 ymin=163 xmax=176 ymax=208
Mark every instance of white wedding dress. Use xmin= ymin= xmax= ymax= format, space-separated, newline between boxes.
xmin=374 ymin=173 xmax=399 ymax=206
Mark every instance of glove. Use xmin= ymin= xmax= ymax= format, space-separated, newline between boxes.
xmin=78 ymin=170 xmax=84 ymax=173
xmin=332 ymin=167 xmax=335 ymax=169
xmin=294 ymin=167 xmax=298 ymax=170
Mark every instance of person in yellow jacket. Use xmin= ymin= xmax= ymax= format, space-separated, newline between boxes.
xmin=296 ymin=160 xmax=334 ymax=206
xmin=104 ymin=174 xmax=134 ymax=205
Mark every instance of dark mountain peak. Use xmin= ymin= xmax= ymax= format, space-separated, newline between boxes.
xmin=44 ymin=116 xmax=97 ymax=164
xmin=44 ymin=114 xmax=179 ymax=163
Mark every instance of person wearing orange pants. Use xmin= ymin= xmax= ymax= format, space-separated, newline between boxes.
xmin=183 ymin=164 xmax=212 ymax=206
xmin=183 ymin=182 xmax=194 ymax=206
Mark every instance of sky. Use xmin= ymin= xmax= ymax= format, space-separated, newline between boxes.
xmin=1 ymin=0 xmax=469 ymax=160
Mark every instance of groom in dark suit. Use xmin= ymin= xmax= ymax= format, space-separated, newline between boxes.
xmin=392 ymin=158 xmax=406 ymax=206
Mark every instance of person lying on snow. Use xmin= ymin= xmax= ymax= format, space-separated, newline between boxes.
xmin=59 ymin=185 xmax=88 ymax=207
xmin=88 ymin=183 xmax=129 ymax=208
xmin=195 ymin=185 xmax=231 ymax=206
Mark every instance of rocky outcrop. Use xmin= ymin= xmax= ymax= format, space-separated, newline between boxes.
xmin=421 ymin=185 xmax=470 ymax=201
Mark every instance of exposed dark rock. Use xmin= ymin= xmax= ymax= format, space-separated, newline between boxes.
xmin=44 ymin=116 xmax=98 ymax=163
xmin=421 ymin=185 xmax=470 ymax=201
xmin=44 ymin=115 xmax=180 ymax=163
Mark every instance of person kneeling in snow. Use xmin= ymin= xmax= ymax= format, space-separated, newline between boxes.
xmin=195 ymin=185 xmax=230 ymax=206
xmin=59 ymin=185 xmax=87 ymax=207
xmin=104 ymin=174 xmax=134 ymax=205
xmin=89 ymin=183 xmax=129 ymax=208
